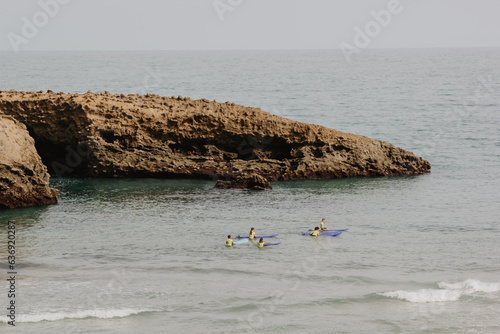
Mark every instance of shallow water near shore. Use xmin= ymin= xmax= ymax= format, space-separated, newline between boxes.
xmin=1 ymin=48 xmax=500 ymax=333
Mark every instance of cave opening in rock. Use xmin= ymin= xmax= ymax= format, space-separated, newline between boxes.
xmin=25 ymin=126 xmax=91 ymax=178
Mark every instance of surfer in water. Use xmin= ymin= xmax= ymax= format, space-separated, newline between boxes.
xmin=320 ymin=218 xmax=329 ymax=230
xmin=226 ymin=235 xmax=233 ymax=247
xmin=249 ymin=227 xmax=256 ymax=240
xmin=310 ymin=226 xmax=321 ymax=236
xmin=258 ymin=238 xmax=267 ymax=248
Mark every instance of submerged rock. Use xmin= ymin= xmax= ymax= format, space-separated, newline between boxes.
xmin=0 ymin=90 xmax=430 ymax=185
xmin=215 ymin=173 xmax=272 ymax=190
xmin=0 ymin=114 xmax=59 ymax=209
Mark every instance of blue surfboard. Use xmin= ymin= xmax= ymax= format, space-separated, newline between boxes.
xmin=236 ymin=234 xmax=278 ymax=239
xmin=263 ymin=241 xmax=281 ymax=246
xmin=308 ymin=229 xmax=348 ymax=232
xmin=302 ymin=231 xmax=342 ymax=236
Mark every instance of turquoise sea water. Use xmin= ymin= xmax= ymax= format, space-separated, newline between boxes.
xmin=1 ymin=49 xmax=500 ymax=333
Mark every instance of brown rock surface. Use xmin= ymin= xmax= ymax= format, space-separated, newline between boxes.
xmin=0 ymin=114 xmax=59 ymax=209
xmin=215 ymin=173 xmax=272 ymax=190
xmin=0 ymin=90 xmax=430 ymax=183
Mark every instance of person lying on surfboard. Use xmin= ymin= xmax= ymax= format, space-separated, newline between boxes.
xmin=320 ymin=218 xmax=329 ymax=230
xmin=226 ymin=235 xmax=233 ymax=247
xmin=258 ymin=238 xmax=267 ymax=248
xmin=249 ymin=227 xmax=256 ymax=240
xmin=310 ymin=226 xmax=321 ymax=236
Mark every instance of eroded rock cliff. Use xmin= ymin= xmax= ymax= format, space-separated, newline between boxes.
xmin=0 ymin=90 xmax=430 ymax=183
xmin=0 ymin=114 xmax=59 ymax=209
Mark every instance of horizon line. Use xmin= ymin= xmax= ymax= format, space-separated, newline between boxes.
xmin=1 ymin=46 xmax=500 ymax=53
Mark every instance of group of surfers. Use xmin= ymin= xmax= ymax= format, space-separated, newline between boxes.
xmin=226 ymin=218 xmax=331 ymax=247
xmin=226 ymin=227 xmax=265 ymax=248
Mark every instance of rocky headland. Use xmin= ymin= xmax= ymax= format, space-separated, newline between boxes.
xmin=0 ymin=90 xmax=430 ymax=207
xmin=0 ymin=114 xmax=59 ymax=209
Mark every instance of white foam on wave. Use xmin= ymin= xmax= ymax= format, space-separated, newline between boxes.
xmin=380 ymin=289 xmax=462 ymax=303
xmin=438 ymin=278 xmax=500 ymax=293
xmin=2 ymin=308 xmax=154 ymax=323
xmin=379 ymin=279 xmax=500 ymax=303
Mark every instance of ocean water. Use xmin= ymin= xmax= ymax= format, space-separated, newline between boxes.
xmin=1 ymin=49 xmax=500 ymax=333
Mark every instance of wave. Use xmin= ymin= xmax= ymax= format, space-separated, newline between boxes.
xmin=2 ymin=308 xmax=155 ymax=323
xmin=378 ymin=279 xmax=500 ymax=303
xmin=379 ymin=288 xmax=462 ymax=303
xmin=438 ymin=279 xmax=500 ymax=293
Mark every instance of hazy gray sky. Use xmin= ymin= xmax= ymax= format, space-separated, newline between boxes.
xmin=1 ymin=0 xmax=499 ymax=52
